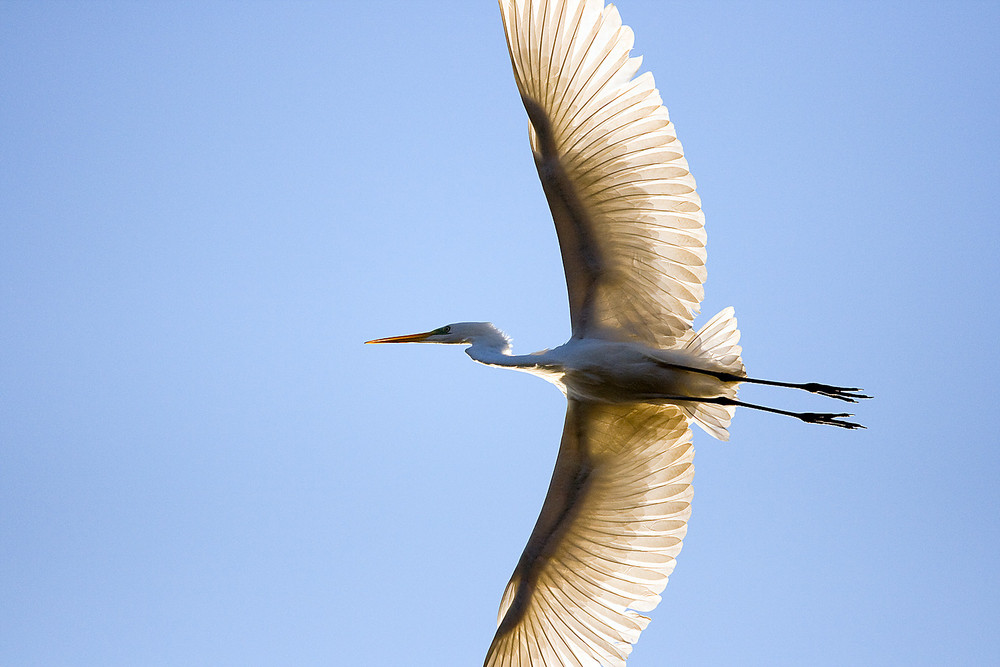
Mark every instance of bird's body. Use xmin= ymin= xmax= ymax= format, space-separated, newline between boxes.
xmin=430 ymin=320 xmax=740 ymax=428
xmin=520 ymin=338 xmax=725 ymax=405
xmin=367 ymin=0 xmax=869 ymax=664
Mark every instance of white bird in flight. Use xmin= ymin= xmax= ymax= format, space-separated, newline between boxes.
xmin=367 ymin=0 xmax=869 ymax=664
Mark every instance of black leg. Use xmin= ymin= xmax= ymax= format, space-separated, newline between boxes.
xmin=725 ymin=378 xmax=871 ymax=403
xmin=650 ymin=359 xmax=872 ymax=403
xmin=707 ymin=396 xmax=865 ymax=430
xmin=646 ymin=394 xmax=866 ymax=430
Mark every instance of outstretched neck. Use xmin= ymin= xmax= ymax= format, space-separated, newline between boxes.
xmin=462 ymin=324 xmax=517 ymax=366
xmin=459 ymin=322 xmax=563 ymax=389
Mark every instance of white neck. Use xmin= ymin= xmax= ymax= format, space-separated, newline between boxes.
xmin=461 ymin=325 xmax=521 ymax=367
xmin=460 ymin=324 xmax=565 ymax=392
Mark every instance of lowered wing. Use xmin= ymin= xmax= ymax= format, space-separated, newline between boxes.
xmin=484 ymin=401 xmax=694 ymax=666
xmin=500 ymin=0 xmax=707 ymax=345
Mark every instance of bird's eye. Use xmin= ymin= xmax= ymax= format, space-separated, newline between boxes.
xmin=440 ymin=326 xmax=451 ymax=334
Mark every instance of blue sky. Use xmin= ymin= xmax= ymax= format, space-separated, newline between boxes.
xmin=2 ymin=1 xmax=998 ymax=665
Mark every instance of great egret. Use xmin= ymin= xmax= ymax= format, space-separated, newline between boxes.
xmin=367 ymin=0 xmax=869 ymax=664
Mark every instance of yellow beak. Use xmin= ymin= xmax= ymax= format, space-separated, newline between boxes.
xmin=364 ymin=330 xmax=436 ymax=344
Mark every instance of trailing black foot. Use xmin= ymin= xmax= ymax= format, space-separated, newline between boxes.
xmin=799 ymin=412 xmax=865 ymax=429
xmin=800 ymin=383 xmax=872 ymax=403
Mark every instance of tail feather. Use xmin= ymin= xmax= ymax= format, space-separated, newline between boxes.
xmin=682 ymin=307 xmax=744 ymax=440
xmin=683 ymin=307 xmax=744 ymax=375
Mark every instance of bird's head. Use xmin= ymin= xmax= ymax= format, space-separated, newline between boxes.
xmin=365 ymin=322 xmax=511 ymax=351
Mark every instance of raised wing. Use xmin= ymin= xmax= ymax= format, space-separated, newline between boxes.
xmin=500 ymin=0 xmax=706 ymax=345
xmin=484 ymin=401 xmax=694 ymax=666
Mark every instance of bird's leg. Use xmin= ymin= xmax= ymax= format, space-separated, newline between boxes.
xmin=709 ymin=396 xmax=865 ymax=429
xmin=649 ymin=394 xmax=866 ymax=430
xmin=720 ymin=375 xmax=870 ymax=403
xmin=657 ymin=361 xmax=871 ymax=403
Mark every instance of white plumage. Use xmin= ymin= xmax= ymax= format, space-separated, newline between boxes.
xmin=367 ymin=1 xmax=868 ymax=664
xmin=501 ymin=0 xmax=705 ymax=346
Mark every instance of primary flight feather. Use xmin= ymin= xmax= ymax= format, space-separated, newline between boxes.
xmin=367 ymin=1 xmax=869 ymax=664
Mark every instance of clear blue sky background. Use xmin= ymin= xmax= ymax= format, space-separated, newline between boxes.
xmin=3 ymin=1 xmax=998 ymax=665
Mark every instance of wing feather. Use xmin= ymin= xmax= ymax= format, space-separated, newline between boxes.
xmin=484 ymin=401 xmax=694 ymax=666
xmin=500 ymin=0 xmax=706 ymax=344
